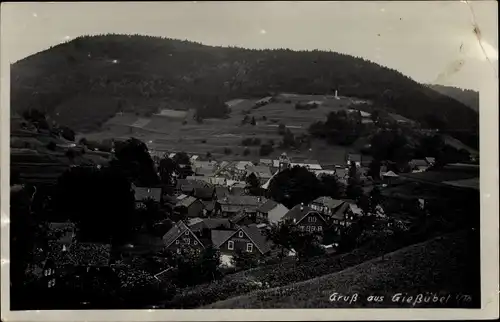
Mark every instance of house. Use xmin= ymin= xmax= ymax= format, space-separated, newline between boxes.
xmin=215 ymin=186 xmax=230 ymax=199
xmin=47 ymin=222 xmax=77 ymax=244
xmin=175 ymin=178 xmax=210 ymax=195
xmin=346 ymin=153 xmax=362 ymax=167
xmin=246 ymin=165 xmax=273 ymax=180
xmin=280 ymin=204 xmax=328 ymax=234
xmin=174 ymin=195 xmax=205 ymax=218
xmin=193 ymin=187 xmax=216 ymax=201
xmin=211 ymin=224 xmax=271 ymax=257
xmin=256 ymin=199 xmax=289 ymax=225
xmin=163 ymin=221 xmax=204 ymax=254
xmin=290 ymin=162 xmax=323 ymax=171
xmin=216 ymin=196 xmax=268 ymax=217
xmin=43 ymin=242 xmax=112 ymax=289
xmin=335 ymin=168 xmax=349 ymax=184
xmin=410 ymin=159 xmax=429 ymax=172
xmin=329 ymin=201 xmax=363 ymax=231
xmin=133 ymin=186 xmax=162 ymax=208
xmin=255 ymin=96 xmax=273 ymax=107
xmin=229 ymin=210 xmax=257 ymax=227
xmin=309 ymin=196 xmax=345 ymax=217
xmin=381 ymin=170 xmax=399 ymax=184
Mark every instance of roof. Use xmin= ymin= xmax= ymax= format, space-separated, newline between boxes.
xmin=335 ymin=168 xmax=348 ymax=178
xmin=189 ymin=218 xmax=232 ymax=231
xmin=246 ymin=165 xmax=273 ymax=178
xmin=410 ymin=159 xmax=429 ymax=167
xmin=312 ymin=196 xmax=345 ymax=210
xmin=46 ymin=242 xmax=111 ymax=267
xmin=193 ymin=187 xmax=215 ymax=200
xmin=134 ymin=187 xmax=162 ymax=202
xmin=211 ymin=230 xmax=237 ymax=248
xmin=290 ymin=163 xmax=322 ymax=170
xmin=388 ymin=113 xmax=414 ymax=123
xmin=175 ymin=179 xmax=211 ymax=190
xmin=331 ymin=202 xmax=350 ymax=220
xmin=267 ymin=204 xmax=290 ymax=224
xmin=382 ymin=171 xmax=399 ymax=177
xmin=235 ymin=161 xmax=253 ymax=171
xmin=425 ymin=157 xmax=436 ymax=164
xmin=259 ymin=159 xmax=273 ymax=166
xmin=202 ymin=200 xmax=216 ymax=212
xmin=257 ymin=199 xmax=279 ymax=213
xmin=218 ymin=195 xmax=267 ymax=207
xmin=47 ymin=222 xmax=76 ymax=244
xmin=282 ymin=204 xmax=324 ymax=224
xmin=175 ymin=196 xmax=198 ymax=208
xmin=229 ymin=210 xmax=250 ymax=224
xmin=212 ymin=225 xmax=271 ymax=254
xmin=347 ymin=154 xmax=362 ymax=163
xmin=195 ymin=166 xmax=216 ymax=176
xmin=215 ymin=186 xmax=230 ymax=198
xmin=163 ymin=221 xmax=203 ymax=248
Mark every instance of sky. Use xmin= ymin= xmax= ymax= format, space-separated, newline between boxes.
xmin=1 ymin=1 xmax=498 ymax=91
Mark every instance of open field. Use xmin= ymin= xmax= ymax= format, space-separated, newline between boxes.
xmin=206 ymin=230 xmax=480 ymax=308
xmin=79 ymin=94 xmax=364 ymax=165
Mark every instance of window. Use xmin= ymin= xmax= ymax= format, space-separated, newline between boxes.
xmin=185 ymin=231 xmax=189 ymax=236
xmin=194 ymin=241 xmax=198 ymax=246
xmin=300 ymin=225 xmax=305 ymax=231
xmin=317 ymin=226 xmax=323 ymax=232
xmin=238 ymin=231 xmax=244 ymax=238
xmin=44 ymin=270 xmax=48 ymax=277
xmin=310 ymin=226 xmax=316 ymax=232
xmin=184 ymin=238 xmax=190 ymax=245
xmin=306 ymin=226 xmax=310 ymax=232
xmin=228 ymin=241 xmax=234 ymax=250
xmin=176 ymin=239 xmax=180 ymax=245
xmin=176 ymin=248 xmax=181 ymax=254
xmin=246 ymin=243 xmax=253 ymax=252
xmin=308 ymin=216 xmax=317 ymax=223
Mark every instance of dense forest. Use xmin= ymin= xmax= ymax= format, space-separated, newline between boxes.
xmin=11 ymin=34 xmax=478 ymax=134
xmin=426 ymin=84 xmax=479 ymax=112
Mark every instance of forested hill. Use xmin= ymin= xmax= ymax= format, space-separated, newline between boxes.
xmin=11 ymin=34 xmax=478 ymax=132
xmin=426 ymin=84 xmax=479 ymax=112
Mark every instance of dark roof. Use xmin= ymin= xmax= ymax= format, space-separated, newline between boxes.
xmin=229 ymin=210 xmax=250 ymax=224
xmin=221 ymin=204 xmax=248 ymax=214
xmin=175 ymin=195 xmax=198 ymax=208
xmin=218 ymin=195 xmax=267 ymax=207
xmin=241 ymin=225 xmax=272 ymax=254
xmin=211 ymin=230 xmax=236 ymax=248
xmin=193 ymin=187 xmax=215 ymax=200
xmin=257 ymin=199 xmax=279 ymax=213
xmin=410 ymin=159 xmax=429 ymax=167
xmin=282 ymin=204 xmax=324 ymax=224
xmin=211 ymin=225 xmax=271 ymax=254
xmin=311 ymin=196 xmax=344 ymax=210
xmin=215 ymin=186 xmax=230 ymax=198
xmin=175 ymin=179 xmax=211 ymax=190
xmin=202 ymin=200 xmax=216 ymax=212
xmin=331 ymin=202 xmax=350 ymax=220
xmin=134 ymin=187 xmax=162 ymax=202
xmin=162 ymin=221 xmax=203 ymax=248
xmin=189 ymin=218 xmax=232 ymax=231
xmin=47 ymin=242 xmax=111 ymax=267
xmin=47 ymin=222 xmax=76 ymax=244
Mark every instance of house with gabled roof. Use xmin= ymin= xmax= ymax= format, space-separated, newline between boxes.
xmin=133 ymin=186 xmax=162 ymax=208
xmin=192 ymin=187 xmax=216 ymax=201
xmin=211 ymin=224 xmax=271 ymax=257
xmin=162 ymin=221 xmax=204 ymax=255
xmin=309 ymin=196 xmax=345 ymax=217
xmin=173 ymin=195 xmax=205 ymax=218
xmin=216 ymin=195 xmax=268 ymax=217
xmin=256 ymin=199 xmax=289 ymax=225
xmin=280 ymin=204 xmax=328 ymax=234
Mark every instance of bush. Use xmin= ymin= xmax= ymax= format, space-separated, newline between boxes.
xmin=259 ymin=144 xmax=274 ymax=156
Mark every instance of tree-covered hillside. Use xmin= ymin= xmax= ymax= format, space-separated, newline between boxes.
xmin=11 ymin=34 xmax=478 ymax=133
xmin=426 ymin=84 xmax=479 ymax=112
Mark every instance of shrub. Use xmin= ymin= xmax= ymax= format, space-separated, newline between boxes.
xmin=259 ymin=144 xmax=274 ymax=156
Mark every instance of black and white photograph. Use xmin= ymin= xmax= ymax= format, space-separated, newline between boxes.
xmin=1 ymin=1 xmax=498 ymax=320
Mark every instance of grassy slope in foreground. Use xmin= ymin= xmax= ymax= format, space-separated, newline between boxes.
xmin=206 ymin=230 xmax=480 ymax=308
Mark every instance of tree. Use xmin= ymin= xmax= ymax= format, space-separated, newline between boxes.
xmin=111 ymin=138 xmax=159 ymax=186
xmin=268 ymin=166 xmax=322 ymax=209
xmin=346 ymin=163 xmax=363 ymax=201
xmin=53 ymin=165 xmax=138 ymax=244
xmin=319 ymin=174 xmax=342 ymax=199
xmin=172 ymin=247 xmax=221 ymax=287
xmin=158 ymin=157 xmax=177 ymax=185
xmin=60 ymin=126 xmax=76 ymax=141
xmin=47 ymin=141 xmax=57 ymax=151
xmin=367 ymin=159 xmax=382 ymax=181
xmin=290 ymin=230 xmax=325 ymax=261
xmin=278 ymin=123 xmax=286 ymax=135
xmin=172 ymin=152 xmax=191 ymax=166
xmin=259 ymin=144 xmax=274 ymax=156
xmin=246 ymin=172 xmax=261 ymax=195
xmin=266 ymin=221 xmax=296 ymax=260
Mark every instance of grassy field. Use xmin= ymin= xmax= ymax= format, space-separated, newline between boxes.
xmin=78 ymin=94 xmax=362 ymax=165
xmin=205 ymin=230 xmax=480 ymax=308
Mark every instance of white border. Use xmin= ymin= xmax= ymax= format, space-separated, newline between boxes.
xmin=1 ymin=1 xmax=499 ymax=321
